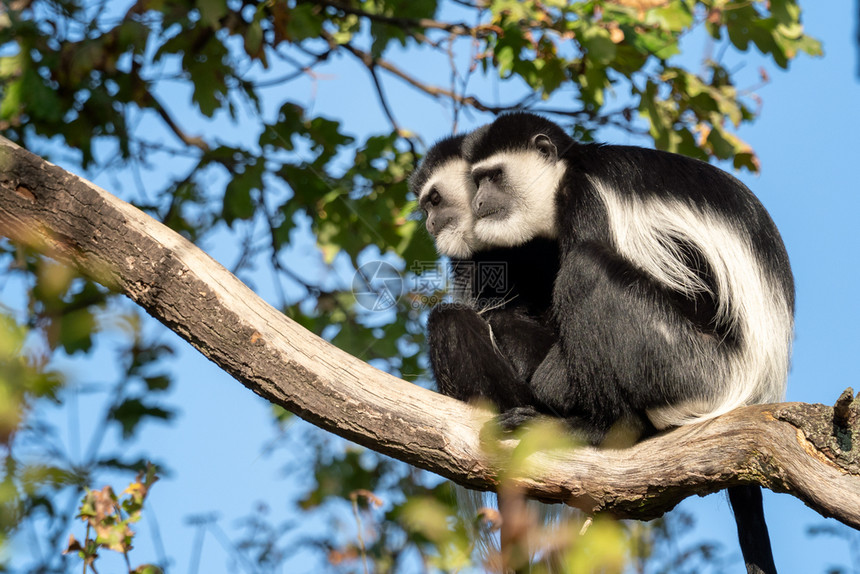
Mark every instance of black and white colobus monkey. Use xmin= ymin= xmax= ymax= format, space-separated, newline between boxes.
xmin=412 ymin=132 xmax=568 ymax=571
xmin=462 ymin=113 xmax=794 ymax=436
xmin=410 ymin=134 xmax=560 ymax=408
xmin=439 ymin=112 xmax=792 ymax=574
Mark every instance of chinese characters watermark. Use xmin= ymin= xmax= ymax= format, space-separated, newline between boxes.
xmin=352 ymin=260 xmax=509 ymax=311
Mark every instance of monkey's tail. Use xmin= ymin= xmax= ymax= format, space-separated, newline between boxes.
xmin=728 ymin=485 xmax=778 ymax=574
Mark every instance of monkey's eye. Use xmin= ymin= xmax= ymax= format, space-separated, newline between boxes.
xmin=473 ymin=168 xmax=503 ymax=187
xmin=428 ymin=187 xmax=442 ymax=207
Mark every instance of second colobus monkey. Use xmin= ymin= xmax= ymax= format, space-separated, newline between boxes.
xmin=411 ymin=134 xmax=559 ymax=408
xmin=411 ymin=133 xmax=568 ymax=571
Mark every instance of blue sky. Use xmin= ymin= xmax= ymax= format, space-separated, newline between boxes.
xmin=6 ymin=2 xmax=860 ymax=573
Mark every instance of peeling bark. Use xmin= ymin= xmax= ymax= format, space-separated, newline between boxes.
xmin=1 ymin=136 xmax=859 ymax=528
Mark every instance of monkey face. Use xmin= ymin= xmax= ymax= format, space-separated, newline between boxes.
xmin=469 ymin=136 xmax=565 ymax=248
xmin=416 ymin=157 xmax=478 ymax=258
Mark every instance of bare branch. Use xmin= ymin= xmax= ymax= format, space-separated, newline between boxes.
xmin=2 ymin=137 xmax=859 ymax=529
xmin=330 ymin=35 xmax=507 ymax=114
xmin=329 ymin=34 xmax=639 ymax=136
xmin=147 ymin=93 xmax=210 ymax=153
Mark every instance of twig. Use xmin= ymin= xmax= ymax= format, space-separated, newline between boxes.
xmin=350 ymin=494 xmax=370 ymax=574
xmin=330 ymin=34 xmax=517 ymax=114
xmin=147 ymin=94 xmax=210 ymax=153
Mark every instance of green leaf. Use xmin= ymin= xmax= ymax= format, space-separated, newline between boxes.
xmin=260 ymin=102 xmax=305 ymax=150
xmin=184 ymin=34 xmax=230 ymax=117
xmin=769 ymin=0 xmax=801 ymax=25
xmin=705 ymin=125 xmax=739 ymax=159
xmin=533 ymin=56 xmax=566 ymax=96
xmin=22 ymin=67 xmax=64 ymax=123
xmin=222 ymin=184 xmax=255 ymax=225
xmin=0 ymin=77 xmax=22 ymax=120
xmin=330 ymin=13 xmax=360 ymax=44
xmin=489 ymin=0 xmax=532 ymax=21
xmin=143 ymin=375 xmax=171 ymax=392
xmin=284 ymin=4 xmax=324 ymax=42
xmin=577 ymin=64 xmax=609 ymax=108
xmin=647 ymin=3 xmax=694 ymax=32
xmin=496 ymin=44 xmax=516 ymax=77
xmin=110 ymin=398 xmax=174 ymax=439
xmin=794 ymin=34 xmax=823 ymax=57
xmin=580 ymin=25 xmax=616 ymax=65
xmin=222 ymin=162 xmax=263 ymax=225
xmin=56 ymin=308 xmax=96 ymax=355
xmin=244 ymin=20 xmax=265 ymax=63
xmin=197 ymin=0 xmax=228 ymax=28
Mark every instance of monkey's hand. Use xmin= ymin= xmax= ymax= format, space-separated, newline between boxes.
xmin=494 ymin=406 xmax=540 ymax=432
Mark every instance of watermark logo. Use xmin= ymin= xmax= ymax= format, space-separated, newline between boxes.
xmin=352 ymin=260 xmax=510 ymax=311
xmin=352 ymin=261 xmax=404 ymax=311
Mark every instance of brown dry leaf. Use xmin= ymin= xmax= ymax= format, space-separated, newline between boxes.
xmin=350 ymin=489 xmax=383 ymax=507
xmin=328 ymin=547 xmax=359 ymax=565
xmin=92 ymin=486 xmax=115 ymax=521
xmin=63 ymin=534 xmax=83 ymax=554
xmin=697 ymin=125 xmax=712 ymax=147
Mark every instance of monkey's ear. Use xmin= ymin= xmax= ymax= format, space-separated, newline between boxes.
xmin=532 ymin=134 xmax=557 ymax=159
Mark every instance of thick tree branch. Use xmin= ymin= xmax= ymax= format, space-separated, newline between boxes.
xmin=1 ymin=136 xmax=859 ymax=528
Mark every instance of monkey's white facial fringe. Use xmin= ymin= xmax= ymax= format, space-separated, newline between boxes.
xmin=419 ymin=158 xmax=478 ymax=258
xmin=435 ymin=229 xmax=474 ymax=259
xmin=590 ymin=180 xmax=794 ymax=428
xmin=470 ymin=150 xmax=564 ymax=247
